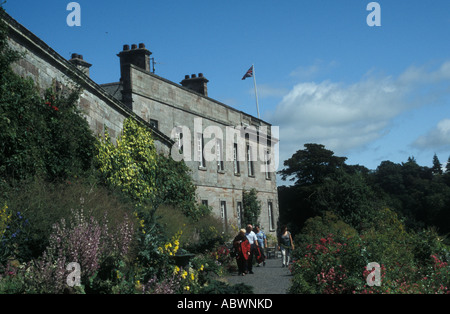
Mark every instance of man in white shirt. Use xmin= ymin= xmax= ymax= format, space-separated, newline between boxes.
xmin=245 ymin=224 xmax=259 ymax=274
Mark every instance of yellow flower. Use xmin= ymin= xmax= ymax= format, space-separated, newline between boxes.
xmin=181 ymin=270 xmax=188 ymax=279
xmin=184 ymin=286 xmax=190 ymax=291
xmin=174 ymin=266 xmax=180 ymax=273
xmin=190 ymin=273 xmax=195 ymax=281
xmin=200 ymin=265 xmax=204 ymax=271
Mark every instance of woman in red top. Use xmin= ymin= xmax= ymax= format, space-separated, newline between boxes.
xmin=233 ymin=229 xmax=251 ymax=276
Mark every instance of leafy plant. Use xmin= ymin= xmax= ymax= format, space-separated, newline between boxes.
xmin=95 ymin=118 xmax=158 ymax=207
xmin=242 ymin=188 xmax=261 ymax=227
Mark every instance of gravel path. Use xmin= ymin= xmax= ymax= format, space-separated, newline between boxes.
xmin=224 ymin=256 xmax=292 ymax=294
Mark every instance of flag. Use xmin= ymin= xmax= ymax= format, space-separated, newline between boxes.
xmin=242 ymin=66 xmax=253 ymax=80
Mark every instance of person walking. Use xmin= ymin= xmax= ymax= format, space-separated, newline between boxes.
xmin=233 ymin=229 xmax=251 ymax=276
xmin=245 ymin=224 xmax=259 ymax=274
xmin=254 ymin=225 xmax=267 ymax=267
xmin=278 ymin=225 xmax=294 ymax=268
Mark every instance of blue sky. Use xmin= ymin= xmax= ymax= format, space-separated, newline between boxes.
xmin=4 ymin=0 xmax=450 ymax=180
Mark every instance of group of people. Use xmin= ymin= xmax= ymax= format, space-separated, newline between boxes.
xmin=232 ymin=224 xmax=294 ymax=276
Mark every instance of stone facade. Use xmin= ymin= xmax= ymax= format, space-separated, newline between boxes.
xmin=2 ymin=12 xmax=279 ymax=236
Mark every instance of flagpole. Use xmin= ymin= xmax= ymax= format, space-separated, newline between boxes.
xmin=252 ymin=64 xmax=260 ymax=119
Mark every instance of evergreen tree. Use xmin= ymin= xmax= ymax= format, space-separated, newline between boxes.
xmin=432 ymin=153 xmax=443 ymax=175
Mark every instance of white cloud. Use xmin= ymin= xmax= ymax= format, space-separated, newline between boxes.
xmin=413 ymin=119 xmax=450 ymax=150
xmin=269 ymin=61 xmax=450 ymax=163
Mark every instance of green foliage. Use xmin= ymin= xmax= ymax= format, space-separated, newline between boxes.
xmin=242 ymin=188 xmax=261 ymax=227
xmin=278 ymin=144 xmax=374 ymax=234
xmin=280 ymin=143 xmax=450 ymax=294
xmin=0 ymin=17 xmax=95 ymax=183
xmin=40 ymin=89 xmax=96 ymax=181
xmin=95 ymin=118 xmax=158 ymax=206
xmin=290 ymin=207 xmax=450 ymax=294
xmin=95 ymin=118 xmax=204 ymax=220
xmin=1 ymin=178 xmax=136 ymax=261
xmin=373 ymin=157 xmax=450 ymax=234
xmin=155 ymin=154 xmax=203 ymax=220
xmin=314 ymin=169 xmax=380 ymax=230
xmin=279 ymin=143 xmax=347 ymax=186
xmin=0 ymin=206 xmax=32 ymax=266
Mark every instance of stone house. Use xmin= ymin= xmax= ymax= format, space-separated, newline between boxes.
xmin=2 ymin=11 xmax=279 ymax=236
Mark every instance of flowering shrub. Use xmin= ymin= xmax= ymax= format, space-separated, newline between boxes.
xmin=22 ymin=207 xmax=135 ymax=293
xmin=173 ymin=264 xmax=204 ymax=293
xmin=158 ymin=230 xmax=182 ymax=256
xmin=290 ymin=211 xmax=450 ymax=294
xmin=0 ymin=204 xmax=31 ymax=265
xmin=95 ymin=118 xmax=158 ymax=206
xmin=211 ymin=245 xmax=231 ymax=265
xmin=142 ymin=271 xmax=182 ymax=294
xmin=290 ymin=234 xmax=363 ymax=294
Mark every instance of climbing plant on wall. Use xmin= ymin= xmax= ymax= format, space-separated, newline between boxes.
xmin=242 ymin=188 xmax=261 ymax=226
xmin=95 ymin=117 xmax=158 ymax=206
xmin=0 ymin=15 xmax=95 ymax=183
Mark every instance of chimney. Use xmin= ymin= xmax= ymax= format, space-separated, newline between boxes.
xmin=117 ymin=43 xmax=152 ymax=73
xmin=69 ymin=53 xmax=92 ymax=77
xmin=180 ymin=73 xmax=209 ymax=96
xmin=117 ymin=43 xmax=152 ymax=109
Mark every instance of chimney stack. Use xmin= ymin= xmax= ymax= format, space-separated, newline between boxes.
xmin=117 ymin=43 xmax=152 ymax=109
xmin=69 ymin=53 xmax=92 ymax=77
xmin=180 ymin=73 xmax=209 ymax=96
xmin=118 ymin=43 xmax=152 ymax=73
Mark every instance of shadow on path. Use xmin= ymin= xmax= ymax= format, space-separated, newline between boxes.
xmin=224 ymin=257 xmax=292 ymax=294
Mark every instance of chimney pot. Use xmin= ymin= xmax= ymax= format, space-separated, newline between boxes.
xmin=123 ymin=44 xmax=130 ymax=51
xmin=139 ymin=43 xmax=145 ymax=49
xmin=69 ymin=53 xmax=92 ymax=77
xmin=180 ymin=73 xmax=209 ymax=96
xmin=131 ymin=44 xmax=137 ymax=50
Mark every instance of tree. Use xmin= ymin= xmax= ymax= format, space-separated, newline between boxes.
xmin=242 ymin=188 xmax=261 ymax=227
xmin=279 ymin=143 xmax=347 ymax=186
xmin=432 ymin=154 xmax=443 ymax=175
xmin=278 ymin=144 xmax=380 ymax=234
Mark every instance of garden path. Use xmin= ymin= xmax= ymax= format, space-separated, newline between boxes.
xmin=224 ymin=256 xmax=292 ymax=294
